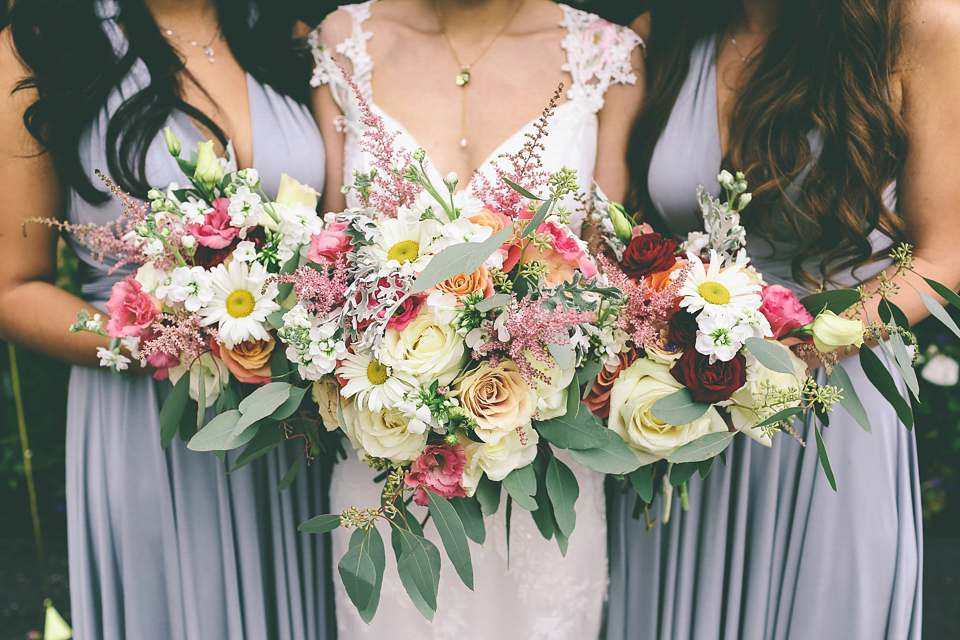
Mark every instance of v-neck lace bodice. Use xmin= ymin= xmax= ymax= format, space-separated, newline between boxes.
xmin=311 ymin=0 xmax=642 ymax=233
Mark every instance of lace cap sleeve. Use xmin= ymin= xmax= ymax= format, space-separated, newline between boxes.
xmin=559 ymin=4 xmax=645 ymax=113
xmin=309 ymin=1 xmax=375 ymax=108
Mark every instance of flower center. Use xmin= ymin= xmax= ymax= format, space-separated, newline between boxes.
xmin=387 ymin=240 xmax=420 ymax=264
xmin=709 ymin=328 xmax=732 ymax=346
xmin=366 ymin=360 xmax=389 ymax=385
xmin=226 ymin=290 xmax=256 ymax=318
xmin=698 ymin=281 xmax=731 ymax=305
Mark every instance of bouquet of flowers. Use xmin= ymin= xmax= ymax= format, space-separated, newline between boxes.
xmin=587 ymin=170 xmax=960 ymax=523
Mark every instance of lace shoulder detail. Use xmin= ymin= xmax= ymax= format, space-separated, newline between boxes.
xmin=558 ymin=4 xmax=644 ymax=113
xmin=309 ymin=0 xmax=376 ymax=104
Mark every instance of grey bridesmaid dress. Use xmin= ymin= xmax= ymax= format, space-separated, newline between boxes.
xmin=605 ymin=35 xmax=922 ymax=639
xmin=64 ymin=3 xmax=332 ymax=638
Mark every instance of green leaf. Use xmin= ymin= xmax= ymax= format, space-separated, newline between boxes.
xmin=187 ymin=410 xmax=246 ymax=451
xmin=878 ymin=299 xmax=910 ymax=329
xmin=519 ymin=199 xmax=552 ymax=239
xmin=745 ymin=337 xmax=798 ymax=376
xmin=651 ymin=388 xmax=711 ymax=426
xmin=698 ymin=456 xmax=715 ymax=479
xmin=547 ymin=342 xmax=575 ymax=371
xmin=545 ymin=457 xmax=579 ymax=538
xmin=195 ymin=368 xmax=207 ymax=430
xmin=425 ymin=492 xmax=474 ymax=590
xmin=357 ymin=527 xmax=385 ymax=624
xmin=502 ymin=177 xmax=544 ymax=200
xmin=813 ymin=424 xmax=837 ymax=491
xmin=800 ymin=289 xmax=861 ymax=316
xmin=569 ymin=432 xmax=642 ymax=474
xmin=229 ymin=426 xmax=285 ymax=471
xmin=276 ymin=254 xmax=300 ymax=302
xmin=554 ymin=527 xmax=569 ymax=556
xmin=269 ymin=386 xmax=308 ymax=422
xmin=396 ymin=529 xmax=442 ymax=614
xmin=502 ymin=464 xmax=538 ymax=511
xmin=277 ymin=457 xmax=300 ymax=492
xmin=530 ymin=476 xmax=556 ymax=541
xmin=859 ymin=347 xmax=913 ymax=429
xmin=578 ymin=361 xmax=603 ymax=398
xmin=160 ymin=374 xmax=191 ymax=449
xmin=889 ymin=330 xmax=920 ymax=398
xmin=753 ymin=406 xmax=805 ymax=430
xmin=449 ymin=497 xmax=485 ymax=544
xmin=474 ymin=293 xmax=512 ymax=312
xmin=411 ymin=225 xmax=515 ymax=293
xmin=474 ymin=476 xmax=501 ymax=516
xmin=234 ymin=382 xmax=292 ymax=436
xmin=536 ymin=405 xmax=609 ymax=450
xmin=627 ymin=467 xmax=654 ymax=504
xmin=669 ymin=461 xmax=699 ymax=487
xmin=178 ymin=398 xmax=199 ymax=442
xmin=828 ymin=363 xmax=871 ymax=433
xmin=920 ymin=290 xmax=960 ymax=341
xmin=923 ymin=278 xmax=960 ymax=311
xmin=666 ymin=431 xmax=736 ymax=464
xmin=298 ymin=513 xmax=341 ymax=533
xmin=270 ymin=348 xmax=293 ymax=381
xmin=338 ymin=529 xmax=377 ymax=612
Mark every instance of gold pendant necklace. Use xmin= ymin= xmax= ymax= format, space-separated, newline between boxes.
xmin=432 ymin=0 xmax=526 ymax=148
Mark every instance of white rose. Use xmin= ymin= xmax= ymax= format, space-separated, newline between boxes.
xmin=461 ymin=425 xmax=539 ymax=488
xmin=168 ymin=352 xmax=228 ymax=408
xmin=349 ymin=404 xmax=428 ymax=463
xmin=381 ymin=311 xmax=466 ymax=385
xmin=608 ymin=358 xmax=727 ymax=464
xmin=922 ymin=354 xmax=960 ymax=387
xmin=134 ymin=263 xmax=161 ymax=295
xmin=727 ymin=342 xmax=808 ymax=446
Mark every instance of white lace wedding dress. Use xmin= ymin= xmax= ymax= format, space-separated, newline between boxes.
xmin=312 ymin=3 xmax=642 ymax=637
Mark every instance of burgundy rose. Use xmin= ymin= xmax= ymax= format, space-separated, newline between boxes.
xmin=667 ymin=310 xmax=699 ymax=348
xmin=670 ymin=349 xmax=747 ymax=404
xmin=621 ymin=232 xmax=678 ymax=279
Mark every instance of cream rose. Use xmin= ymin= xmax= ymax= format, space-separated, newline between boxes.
xmin=380 ymin=311 xmax=466 ymax=385
xmin=275 ymin=173 xmax=320 ymax=209
xmin=311 ymin=376 xmax=343 ymax=432
xmin=454 ymin=360 xmax=533 ymax=444
xmin=349 ymin=404 xmax=428 ymax=464
xmin=608 ymin=358 xmax=727 ymax=464
xmin=728 ymin=342 xmax=808 ymax=446
xmin=460 ymin=425 xmax=539 ymax=489
xmin=168 ymin=352 xmax=229 ymax=408
xmin=811 ymin=311 xmax=865 ymax=353
xmin=527 ymin=354 xmax=575 ymax=421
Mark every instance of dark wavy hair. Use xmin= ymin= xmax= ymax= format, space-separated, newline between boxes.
xmin=9 ymin=0 xmax=314 ymax=204
xmin=628 ymin=0 xmax=907 ymax=287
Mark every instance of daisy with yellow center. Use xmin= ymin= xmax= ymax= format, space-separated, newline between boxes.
xmin=337 ymin=350 xmax=417 ymax=412
xmin=198 ymin=260 xmax=280 ymax=348
xmin=364 ymin=211 xmax=441 ymax=275
xmin=678 ymin=250 xmax=761 ymax=318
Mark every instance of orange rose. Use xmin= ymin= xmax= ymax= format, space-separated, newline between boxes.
xmin=583 ymin=348 xmax=639 ymax=419
xmin=436 ymin=265 xmax=494 ymax=297
xmin=469 ymin=206 xmax=510 ymax=235
xmin=218 ymin=335 xmax=276 ymax=384
xmin=644 ymin=259 xmax=688 ymax=292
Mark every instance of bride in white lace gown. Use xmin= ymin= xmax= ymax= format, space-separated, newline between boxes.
xmin=310 ymin=1 xmax=643 ymax=637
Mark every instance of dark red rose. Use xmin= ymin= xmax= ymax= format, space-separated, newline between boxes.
xmin=670 ymin=350 xmax=747 ymax=404
xmin=621 ymin=232 xmax=678 ymax=279
xmin=667 ymin=310 xmax=699 ymax=348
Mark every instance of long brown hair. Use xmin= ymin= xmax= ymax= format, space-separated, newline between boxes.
xmin=627 ymin=0 xmax=907 ymax=288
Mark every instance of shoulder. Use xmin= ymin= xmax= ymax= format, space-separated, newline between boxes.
xmin=630 ymin=12 xmax=651 ymax=43
xmin=897 ymin=0 xmax=960 ymax=98
xmin=558 ymin=3 xmax=644 ymax=50
xmin=0 ymin=27 xmax=33 ymax=106
xmin=313 ymin=7 xmax=360 ymax=46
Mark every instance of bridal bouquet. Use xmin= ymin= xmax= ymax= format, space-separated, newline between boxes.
xmin=588 ymin=170 xmax=958 ymax=522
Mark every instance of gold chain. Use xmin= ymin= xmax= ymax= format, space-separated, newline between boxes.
xmin=431 ymin=0 xmax=526 ymax=148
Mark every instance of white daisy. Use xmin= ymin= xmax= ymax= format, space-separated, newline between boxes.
xmin=695 ymin=311 xmax=753 ymax=362
xmin=363 ymin=210 xmax=441 ymax=275
xmin=678 ymin=250 xmax=762 ymax=318
xmin=337 ymin=350 xmax=416 ymax=412
xmin=198 ymin=260 xmax=280 ymax=348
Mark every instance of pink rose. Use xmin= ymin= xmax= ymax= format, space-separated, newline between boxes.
xmin=502 ymin=221 xmax=596 ymax=285
xmin=760 ymin=284 xmax=815 ymax=339
xmin=405 ymin=443 xmax=468 ymax=507
xmin=105 ymin=278 xmax=159 ymax=338
xmin=309 ymin=219 xmax=352 ymax=264
xmin=187 ymin=198 xmax=240 ymax=249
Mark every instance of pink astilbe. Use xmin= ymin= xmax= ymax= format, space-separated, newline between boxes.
xmin=272 ymin=259 xmax=350 ymax=317
xmin=473 ymin=296 xmax=593 ymax=385
xmin=139 ymin=311 xmax=213 ymax=370
xmin=600 ymin=255 xmax=690 ymax=350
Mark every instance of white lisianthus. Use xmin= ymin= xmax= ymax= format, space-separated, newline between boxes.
xmin=381 ymin=311 xmax=466 ymax=386
xmin=156 ymin=265 xmax=214 ymax=312
xmin=461 ymin=426 xmax=539 ymax=488
xmin=349 ymin=404 xmax=429 ymax=463
xmin=194 ymin=139 xmax=223 ymax=189
xmin=695 ymin=311 xmax=752 ymax=362
xmin=727 ymin=343 xmax=809 ymax=446
xmin=275 ymin=173 xmax=320 ymax=209
xmin=608 ymin=358 xmax=727 ymax=464
xmin=922 ymin=354 xmax=960 ymax=387
xmin=168 ymin=352 xmax=228 ymax=408
xmin=810 ymin=311 xmax=865 ymax=353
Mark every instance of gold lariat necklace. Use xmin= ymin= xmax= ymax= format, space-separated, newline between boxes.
xmin=432 ymin=0 xmax=526 ymax=148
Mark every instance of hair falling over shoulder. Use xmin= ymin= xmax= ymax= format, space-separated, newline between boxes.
xmin=627 ymin=0 xmax=907 ymax=288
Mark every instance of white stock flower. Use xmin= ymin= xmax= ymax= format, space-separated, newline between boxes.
xmin=227 ymin=186 xmax=264 ymax=228
xmin=156 ymin=266 xmax=214 ymax=312
xmin=695 ymin=312 xmax=752 ymax=362
xmin=274 ymin=202 xmax=323 ymax=263
xmin=198 ymin=260 xmax=280 ymax=348
xmin=922 ymin=354 xmax=960 ymax=387
xmin=233 ymin=240 xmax=259 ymax=263
xmin=426 ymin=290 xmax=459 ymax=326
xmin=280 ymin=306 xmax=346 ymax=380
xmin=97 ymin=347 xmax=131 ymax=371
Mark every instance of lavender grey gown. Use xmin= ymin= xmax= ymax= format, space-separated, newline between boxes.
xmin=64 ymin=3 xmax=332 ymax=638
xmin=605 ymin=35 xmax=923 ymax=640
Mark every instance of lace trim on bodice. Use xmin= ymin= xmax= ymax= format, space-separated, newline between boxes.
xmin=310 ymin=0 xmax=643 ymax=115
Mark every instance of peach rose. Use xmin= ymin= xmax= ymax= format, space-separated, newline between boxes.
xmin=644 ymin=259 xmax=688 ymax=292
xmin=469 ymin=206 xmax=510 ymax=235
xmin=217 ymin=335 xmax=275 ymax=384
xmin=436 ymin=265 xmax=493 ymax=298
xmin=312 ymin=376 xmax=344 ymax=432
xmin=583 ymin=348 xmax=639 ymax=419
xmin=454 ymin=360 xmax=533 ymax=444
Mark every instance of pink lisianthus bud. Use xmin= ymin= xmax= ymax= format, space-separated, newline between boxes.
xmin=759 ymin=284 xmax=815 ymax=339
xmin=405 ymin=443 xmax=468 ymax=507
xmin=187 ymin=198 xmax=240 ymax=249
xmin=105 ymin=277 xmax=159 ymax=338
xmin=309 ymin=220 xmax=352 ymax=265
xmin=631 ymin=222 xmax=655 ymax=238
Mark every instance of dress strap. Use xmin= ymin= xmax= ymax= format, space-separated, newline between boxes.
xmin=310 ymin=0 xmax=376 ymax=106
xmin=558 ymin=4 xmax=644 ymax=113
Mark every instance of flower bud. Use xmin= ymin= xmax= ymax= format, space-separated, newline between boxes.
xmin=609 ymin=202 xmax=634 ymax=244
xmin=413 ymin=148 xmax=426 ymax=163
xmin=193 ymin=139 xmax=223 ymax=190
xmin=444 ymin=433 xmax=459 ymax=446
xmin=718 ymin=170 xmax=734 ymax=187
xmin=181 ymin=235 xmax=196 ymax=249
xmin=163 ymin=126 xmax=181 ymax=157
xmin=810 ymin=311 xmax=865 ymax=353
xmin=444 ymin=172 xmax=459 ymax=191
xmin=738 ymin=192 xmax=753 ymax=207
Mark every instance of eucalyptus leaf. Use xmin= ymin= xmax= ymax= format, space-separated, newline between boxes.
xmin=298 ymin=513 xmax=341 ymax=533
xmin=554 ymin=527 xmax=569 ymax=557
xmin=187 ymin=410 xmax=243 ymax=451
xmin=426 ymin=492 xmax=474 ymax=590
xmin=357 ymin=527 xmax=385 ymax=624
xmin=502 ymin=465 xmax=538 ymax=511
xmin=578 ymin=360 xmax=603 ymax=399
xmin=800 ymin=289 xmax=861 ymax=316
xmin=519 ymin=199 xmax=553 ymax=239
xmin=474 ymin=293 xmax=512 ymax=312
xmin=828 ymin=363 xmax=871 ymax=433
xmin=745 ymin=337 xmax=798 ymax=376
xmin=277 ymin=457 xmax=300 ymax=492
xmin=338 ymin=530 xmax=377 ymax=611
xmin=814 ymin=424 xmax=837 ymax=491
xmin=920 ymin=290 xmax=960 ymax=341
xmin=666 ymin=431 xmax=736 ymax=464
xmin=474 ymin=476 xmax=501 ymax=516
xmin=628 ymin=467 xmax=654 ymax=504
xmin=878 ymin=299 xmax=910 ymax=329
xmin=411 ymin=225 xmax=515 ymax=293
xmin=502 ymin=177 xmax=544 ymax=200
xmin=698 ymin=456 xmax=715 ymax=479
xmin=889 ymin=331 xmax=920 ymax=398
xmin=669 ymin=461 xmax=699 ymax=487
xmin=229 ymin=426 xmax=285 ymax=471
xmin=536 ymin=406 xmax=609 ymax=450
xmin=269 ymin=386 xmax=308 ymax=422
xmin=396 ymin=529 xmax=442 ymax=614
xmin=569 ymin=433 xmax=642 ymax=475
xmin=449 ymin=497 xmax=485 ymax=544
xmin=530 ymin=476 xmax=556 ymax=541
xmin=269 ymin=347 xmax=292 ymax=380
xmin=234 ymin=382 xmax=292 ymax=436
xmin=547 ymin=342 xmax=575 ymax=371
xmin=195 ymin=366 xmax=206 ymax=430
xmin=277 ymin=254 xmax=300 ymax=301
xmin=545 ymin=457 xmax=579 ymax=538
xmin=178 ymin=398 xmax=199 ymax=442
xmin=753 ymin=406 xmax=805 ymax=430
xmin=923 ymin=278 xmax=960 ymax=311
xmin=859 ymin=347 xmax=913 ymax=429
xmin=160 ymin=374 xmax=191 ymax=450
xmin=651 ymin=388 xmax=711 ymax=427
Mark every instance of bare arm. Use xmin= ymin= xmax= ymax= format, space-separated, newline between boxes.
xmin=0 ymin=29 xmax=109 ymax=368
xmin=594 ymin=42 xmax=646 ymax=204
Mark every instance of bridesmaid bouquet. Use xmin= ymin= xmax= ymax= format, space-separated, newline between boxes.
xmin=588 ymin=171 xmax=959 ymax=523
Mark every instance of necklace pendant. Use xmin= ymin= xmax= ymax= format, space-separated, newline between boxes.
xmin=455 ymin=69 xmax=471 ymax=87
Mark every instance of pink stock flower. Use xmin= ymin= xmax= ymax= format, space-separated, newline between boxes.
xmin=759 ymin=285 xmax=814 ymax=339
xmin=405 ymin=443 xmax=468 ymax=507
xmin=105 ymin=278 xmax=159 ymax=338
xmin=187 ymin=198 xmax=240 ymax=249
xmin=309 ymin=219 xmax=352 ymax=264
